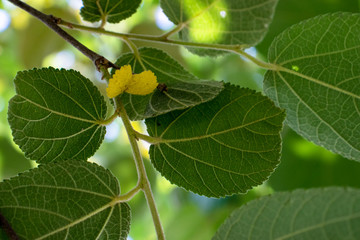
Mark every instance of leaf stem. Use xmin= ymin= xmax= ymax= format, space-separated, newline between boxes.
xmin=133 ymin=130 xmax=161 ymax=144
xmin=7 ymin=0 xmax=117 ymax=71
xmin=98 ymin=110 xmax=119 ymax=125
xmin=112 ymin=183 xmax=142 ymax=204
xmin=116 ymin=99 xmax=165 ymax=240
xmin=234 ymin=49 xmax=279 ymax=70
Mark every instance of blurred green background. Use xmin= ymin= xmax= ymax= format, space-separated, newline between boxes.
xmin=0 ymin=0 xmax=360 ymax=239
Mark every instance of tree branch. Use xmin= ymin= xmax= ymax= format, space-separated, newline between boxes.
xmin=0 ymin=211 xmax=19 ymax=240
xmin=7 ymin=0 xmax=118 ymax=71
xmin=56 ymin=20 xmax=281 ymax=70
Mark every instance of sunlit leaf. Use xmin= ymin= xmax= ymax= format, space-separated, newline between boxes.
xmin=213 ymin=187 xmax=360 ymax=240
xmin=160 ymin=0 xmax=278 ymax=56
xmin=264 ymin=13 xmax=360 ymax=161
xmin=114 ymin=47 xmax=224 ymax=120
xmin=0 ymin=160 xmax=130 ymax=240
xmin=8 ymin=68 xmax=107 ymax=163
xmin=80 ymin=0 xmax=142 ymax=23
xmin=146 ymin=84 xmax=285 ymax=197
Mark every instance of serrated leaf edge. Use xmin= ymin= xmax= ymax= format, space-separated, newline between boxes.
xmin=0 ymin=161 xmax=131 ymax=240
xmin=148 ymin=84 xmax=286 ymax=197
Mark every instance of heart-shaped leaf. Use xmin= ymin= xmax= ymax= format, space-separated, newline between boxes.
xmin=264 ymin=13 xmax=360 ymax=161
xmin=114 ymin=47 xmax=224 ymax=120
xmin=160 ymin=0 xmax=278 ymax=56
xmin=80 ymin=0 xmax=141 ymax=23
xmin=8 ymin=68 xmax=107 ymax=163
xmin=0 ymin=160 xmax=130 ymax=240
xmin=213 ymin=187 xmax=360 ymax=240
xmin=146 ymin=84 xmax=285 ymax=197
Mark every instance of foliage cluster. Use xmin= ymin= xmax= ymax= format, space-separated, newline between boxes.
xmin=0 ymin=0 xmax=360 ymax=239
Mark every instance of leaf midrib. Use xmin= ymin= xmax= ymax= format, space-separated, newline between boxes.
xmin=18 ymin=95 xmax=100 ymax=124
xmin=4 ymin=184 xmax=113 ymax=199
xmin=275 ymin=212 xmax=360 ymax=240
xmin=23 ymin=124 xmax=98 ymax=141
xmin=0 ymin=205 xmax=72 ymax=222
xmin=36 ymin=203 xmax=115 ymax=240
xmin=104 ymin=0 xmax=125 ymax=17
xmin=277 ymin=67 xmax=360 ymax=100
xmin=181 ymin=0 xmax=221 ymax=25
xmin=278 ymin=44 xmax=360 ymax=66
xmin=21 ymin=74 xmax=100 ymax=121
xmin=162 ymin=142 xmax=273 ymax=177
xmin=157 ymin=110 xmax=283 ymax=143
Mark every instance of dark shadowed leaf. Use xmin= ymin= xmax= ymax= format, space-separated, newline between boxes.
xmin=0 ymin=160 xmax=130 ymax=240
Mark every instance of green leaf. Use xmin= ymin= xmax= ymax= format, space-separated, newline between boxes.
xmin=0 ymin=160 xmax=131 ymax=240
xmin=264 ymin=13 xmax=360 ymax=161
xmin=145 ymin=84 xmax=285 ymax=197
xmin=0 ymin=230 xmax=9 ymax=240
xmin=213 ymin=187 xmax=360 ymax=240
xmin=80 ymin=0 xmax=142 ymax=23
xmin=160 ymin=0 xmax=278 ymax=56
xmin=8 ymin=68 xmax=107 ymax=163
xmin=114 ymin=47 xmax=224 ymax=120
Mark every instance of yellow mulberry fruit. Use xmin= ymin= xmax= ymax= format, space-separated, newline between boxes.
xmin=126 ymin=70 xmax=158 ymax=95
xmin=106 ymin=65 xmax=158 ymax=98
xmin=106 ymin=65 xmax=132 ymax=98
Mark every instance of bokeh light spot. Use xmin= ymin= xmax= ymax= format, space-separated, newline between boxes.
xmin=43 ymin=50 xmax=76 ymax=69
xmin=155 ymin=6 xmax=174 ymax=30
xmin=105 ymin=119 xmax=121 ymax=142
xmin=0 ymin=10 xmax=11 ymax=32
xmin=220 ymin=10 xmax=226 ymax=18
xmin=66 ymin=0 xmax=83 ymax=10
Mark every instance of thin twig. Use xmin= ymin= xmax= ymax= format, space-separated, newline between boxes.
xmin=55 ymin=20 xmax=281 ymax=70
xmin=7 ymin=0 xmax=117 ymax=71
xmin=59 ymin=19 xmax=247 ymax=52
xmin=0 ymin=212 xmax=19 ymax=240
